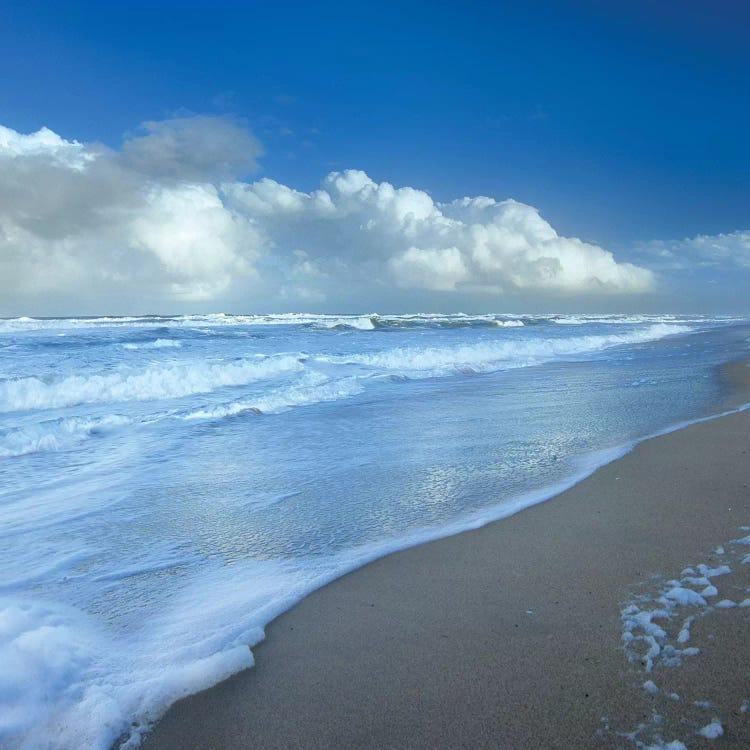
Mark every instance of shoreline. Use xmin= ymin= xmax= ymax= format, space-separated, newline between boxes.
xmin=142 ymin=360 xmax=750 ymax=749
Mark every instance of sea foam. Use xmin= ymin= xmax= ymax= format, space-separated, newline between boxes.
xmin=0 ymin=415 xmax=130 ymax=458
xmin=1 ymin=313 xmax=747 ymax=749
xmin=0 ymin=355 xmax=303 ymax=412
xmin=328 ymin=323 xmax=692 ymax=377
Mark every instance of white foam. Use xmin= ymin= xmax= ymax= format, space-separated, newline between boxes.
xmin=0 ymin=316 xmax=165 ymax=333
xmin=697 ymin=719 xmax=723 ymax=739
xmin=326 ymin=324 xmax=693 ymax=377
xmin=714 ymin=599 xmax=737 ymax=608
xmin=121 ymin=339 xmax=182 ymax=350
xmin=1 ymin=312 xmax=729 ymax=335
xmin=693 ymin=700 xmax=715 ymax=709
xmin=316 ymin=316 xmax=377 ymax=330
xmin=0 ymin=558 xmax=320 ymax=750
xmin=0 ymin=355 xmax=303 ymax=412
xmin=697 ymin=564 xmax=732 ymax=578
xmin=180 ymin=373 xmax=364 ymax=421
xmin=550 ymin=313 xmax=741 ymax=326
xmin=0 ymin=598 xmax=108 ymax=748
xmin=663 ymin=586 xmax=707 ymax=607
xmin=617 ymin=529 xmax=750 ymax=747
xmin=676 ymin=616 xmax=695 ymax=644
xmin=0 ymin=415 xmax=130 ymax=458
xmin=681 ymin=576 xmax=710 ymax=586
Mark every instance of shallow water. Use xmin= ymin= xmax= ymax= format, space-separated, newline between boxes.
xmin=1 ymin=312 xmax=749 ymax=748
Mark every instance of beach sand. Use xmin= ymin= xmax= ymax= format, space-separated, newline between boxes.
xmin=143 ymin=363 xmax=750 ymax=749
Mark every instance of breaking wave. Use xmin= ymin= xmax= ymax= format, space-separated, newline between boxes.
xmin=121 ymin=339 xmax=182 ymax=350
xmin=2 ymin=313 xmax=733 ymax=335
xmin=325 ymin=324 xmax=694 ymax=377
xmin=0 ymin=355 xmax=303 ymax=413
xmin=181 ymin=373 xmax=365 ymax=421
xmin=314 ymin=316 xmax=378 ymax=331
xmin=0 ymin=324 xmax=695 ymax=418
xmin=0 ymin=415 xmax=131 ymax=458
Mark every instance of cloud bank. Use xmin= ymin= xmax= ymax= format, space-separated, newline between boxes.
xmin=0 ymin=118 xmax=656 ymax=314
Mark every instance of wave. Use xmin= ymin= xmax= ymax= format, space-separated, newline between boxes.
xmin=0 ymin=375 xmax=366 ymax=458
xmin=181 ymin=373 xmax=365 ymax=421
xmin=314 ymin=316 xmax=378 ymax=331
xmin=0 ymin=316 xmax=166 ymax=333
xmin=325 ymin=323 xmax=694 ymax=377
xmin=0 ymin=324 xmax=696 ymax=417
xmin=0 ymin=415 xmax=131 ymax=458
xmin=549 ymin=314 xmax=743 ymax=326
xmin=121 ymin=339 xmax=182 ymax=350
xmin=1 ymin=312 xmax=739 ymax=335
xmin=0 ymin=355 xmax=304 ymax=413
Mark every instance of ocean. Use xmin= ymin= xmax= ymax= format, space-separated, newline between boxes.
xmin=1 ymin=312 xmax=749 ymax=749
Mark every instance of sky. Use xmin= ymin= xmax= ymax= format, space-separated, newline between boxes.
xmin=0 ymin=0 xmax=748 ymax=315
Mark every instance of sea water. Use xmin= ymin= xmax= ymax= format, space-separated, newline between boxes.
xmin=1 ymin=312 xmax=749 ymax=749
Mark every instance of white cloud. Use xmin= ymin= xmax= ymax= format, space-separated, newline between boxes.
xmin=0 ymin=124 xmax=93 ymax=170
xmin=0 ymin=119 xmax=261 ymax=309
xmin=389 ymin=247 xmax=468 ymax=291
xmin=0 ymin=119 xmax=656 ymax=315
xmin=637 ymin=230 xmax=750 ymax=271
xmin=225 ymin=169 xmax=654 ymax=296
xmin=122 ymin=116 xmax=262 ymax=181
xmin=129 ymin=183 xmax=259 ymax=300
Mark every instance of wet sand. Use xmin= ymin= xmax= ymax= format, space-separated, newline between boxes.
xmin=143 ymin=362 xmax=750 ymax=749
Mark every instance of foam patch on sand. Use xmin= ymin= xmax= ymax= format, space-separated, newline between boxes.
xmin=612 ymin=529 xmax=750 ymax=748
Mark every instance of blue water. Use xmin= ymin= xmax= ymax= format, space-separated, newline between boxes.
xmin=1 ymin=313 xmax=749 ymax=749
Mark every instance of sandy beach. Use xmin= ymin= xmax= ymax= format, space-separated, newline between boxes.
xmin=142 ymin=362 xmax=750 ymax=750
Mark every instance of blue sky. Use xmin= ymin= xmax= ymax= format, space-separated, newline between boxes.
xmin=0 ymin=0 xmax=748 ymax=314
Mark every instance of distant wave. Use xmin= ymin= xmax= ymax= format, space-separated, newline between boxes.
xmin=314 ymin=316 xmax=378 ymax=331
xmin=1 ymin=312 xmax=736 ymax=335
xmin=324 ymin=323 xmax=694 ymax=377
xmin=0 ymin=323 xmax=696 ymax=416
xmin=549 ymin=314 xmax=737 ymax=326
xmin=121 ymin=338 xmax=182 ymax=350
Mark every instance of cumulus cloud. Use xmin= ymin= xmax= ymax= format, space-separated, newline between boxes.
xmin=0 ymin=124 xmax=93 ymax=169
xmin=224 ymin=170 xmax=654 ymax=296
xmin=122 ymin=116 xmax=262 ymax=181
xmin=129 ymin=183 xmax=259 ymax=299
xmin=389 ymin=247 xmax=468 ymax=291
xmin=0 ymin=119 xmax=261 ymax=308
xmin=0 ymin=119 xmax=655 ymax=315
xmin=636 ymin=230 xmax=750 ymax=271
